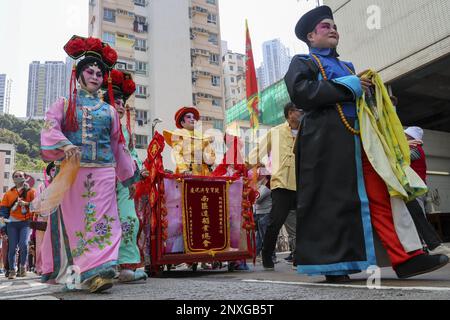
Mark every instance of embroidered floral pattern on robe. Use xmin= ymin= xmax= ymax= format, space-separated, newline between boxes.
xmin=72 ymin=173 xmax=116 ymax=258
xmin=121 ymin=216 xmax=136 ymax=245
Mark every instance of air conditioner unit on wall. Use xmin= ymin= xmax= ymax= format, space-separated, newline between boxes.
xmin=116 ymin=64 xmax=126 ymax=71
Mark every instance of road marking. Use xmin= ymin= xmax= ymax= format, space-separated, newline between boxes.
xmin=0 ymin=283 xmax=13 ymax=291
xmin=18 ymin=295 xmax=59 ymax=300
xmin=0 ymin=292 xmax=59 ymax=300
xmin=24 ymin=280 xmax=48 ymax=288
xmin=242 ymin=279 xmax=450 ymax=292
xmin=0 ymin=279 xmax=51 ymax=299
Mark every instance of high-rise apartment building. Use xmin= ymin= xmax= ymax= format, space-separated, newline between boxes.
xmin=261 ymin=38 xmax=291 ymax=89
xmin=0 ymin=75 xmax=11 ymax=115
xmin=44 ymin=62 xmax=66 ymax=114
xmin=190 ymin=0 xmax=225 ymax=131
xmin=4 ymin=78 xmax=12 ymax=115
xmin=90 ymin=0 xmax=153 ymax=159
xmin=0 ymin=74 xmax=6 ymax=114
xmin=89 ymin=0 xmax=225 ymax=161
xmin=26 ymin=61 xmax=66 ymax=119
xmin=222 ymin=49 xmax=246 ymax=109
xmin=0 ymin=144 xmax=15 ymax=197
xmin=257 ymin=65 xmax=267 ymax=92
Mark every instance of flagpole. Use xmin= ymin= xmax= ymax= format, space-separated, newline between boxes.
xmin=245 ymin=18 xmax=259 ymax=187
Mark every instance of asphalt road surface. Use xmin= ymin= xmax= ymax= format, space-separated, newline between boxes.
xmin=1 ymin=253 xmax=450 ymax=301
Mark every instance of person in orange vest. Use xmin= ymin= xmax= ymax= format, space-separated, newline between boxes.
xmin=0 ymin=170 xmax=36 ymax=279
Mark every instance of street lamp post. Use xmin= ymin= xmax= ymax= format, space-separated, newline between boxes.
xmin=151 ymin=118 xmax=163 ymax=138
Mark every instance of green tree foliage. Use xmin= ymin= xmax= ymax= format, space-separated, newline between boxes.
xmin=15 ymin=153 xmax=46 ymax=172
xmin=0 ymin=128 xmax=30 ymax=154
xmin=0 ymin=114 xmax=45 ymax=171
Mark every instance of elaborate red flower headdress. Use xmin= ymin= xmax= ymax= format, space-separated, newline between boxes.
xmin=102 ymin=70 xmax=137 ymax=145
xmin=63 ymin=35 xmax=118 ymax=132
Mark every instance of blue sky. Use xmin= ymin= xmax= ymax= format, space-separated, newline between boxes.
xmin=0 ymin=0 xmax=316 ymax=117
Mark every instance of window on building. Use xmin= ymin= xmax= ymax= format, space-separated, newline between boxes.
xmin=135 ymin=110 xmax=148 ymax=126
xmin=209 ymin=53 xmax=219 ymax=65
xmin=134 ymin=0 xmax=146 ymax=6
xmin=135 ymin=15 xmax=146 ymax=24
xmin=102 ymin=32 xmax=115 ymax=46
xmin=208 ymin=33 xmax=218 ymax=45
xmin=135 ymin=135 xmax=148 ymax=149
xmin=3 ymin=186 xmax=8 ymax=193
xmin=4 ymin=172 xmax=9 ymax=179
xmin=134 ymin=15 xmax=148 ymax=33
xmin=5 ymin=158 xmax=10 ymax=165
xmin=135 ymin=61 xmax=148 ymax=74
xmin=231 ymin=77 xmax=235 ymax=83
xmin=4 ymin=151 xmax=10 ymax=155
xmin=230 ymin=65 xmax=234 ymax=71
xmin=232 ymin=89 xmax=236 ymax=94
xmin=207 ymin=14 xmax=217 ymax=24
xmin=211 ymin=76 xmax=220 ymax=87
xmin=104 ymin=8 xmax=116 ymax=23
xmin=136 ymin=85 xmax=147 ymax=98
xmin=212 ymin=98 xmax=221 ymax=107
xmin=135 ymin=38 xmax=147 ymax=51
xmin=213 ymin=119 xmax=224 ymax=131
xmin=117 ymin=33 xmax=135 ymax=41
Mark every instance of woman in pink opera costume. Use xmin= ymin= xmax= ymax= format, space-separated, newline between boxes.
xmin=39 ymin=35 xmax=139 ymax=293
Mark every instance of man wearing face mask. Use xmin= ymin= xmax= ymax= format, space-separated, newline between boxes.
xmin=0 ymin=171 xmax=36 ymax=279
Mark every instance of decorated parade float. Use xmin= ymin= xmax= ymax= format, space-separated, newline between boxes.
xmin=135 ymin=132 xmax=257 ymax=276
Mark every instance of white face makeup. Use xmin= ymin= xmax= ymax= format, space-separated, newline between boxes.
xmin=308 ymin=19 xmax=340 ymax=49
xmin=79 ymin=65 xmax=104 ymax=93
xmin=181 ymin=113 xmax=197 ymax=131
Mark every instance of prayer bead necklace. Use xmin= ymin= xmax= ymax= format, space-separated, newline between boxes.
xmin=310 ymin=54 xmax=360 ymax=136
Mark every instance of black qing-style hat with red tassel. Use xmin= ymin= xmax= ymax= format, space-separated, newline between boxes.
xmin=63 ymin=35 xmax=118 ymax=132
xmin=102 ymin=69 xmax=136 ymax=103
xmin=102 ymin=69 xmax=137 ymax=146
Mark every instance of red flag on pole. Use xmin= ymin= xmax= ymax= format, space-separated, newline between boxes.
xmin=245 ymin=20 xmax=260 ymax=129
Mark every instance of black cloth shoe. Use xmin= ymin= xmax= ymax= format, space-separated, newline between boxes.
xmin=324 ymin=275 xmax=351 ymax=283
xmin=394 ymin=254 xmax=449 ymax=279
xmin=262 ymin=253 xmax=274 ymax=271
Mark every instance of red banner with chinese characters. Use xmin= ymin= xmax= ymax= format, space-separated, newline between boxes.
xmin=182 ymin=179 xmax=230 ymax=254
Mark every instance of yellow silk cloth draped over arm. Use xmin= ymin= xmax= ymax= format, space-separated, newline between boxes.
xmin=31 ymin=157 xmax=81 ymax=215
xmin=357 ymin=70 xmax=427 ymax=201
